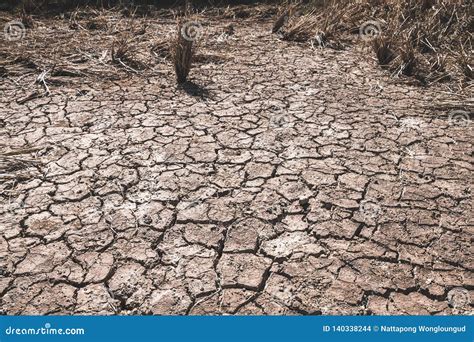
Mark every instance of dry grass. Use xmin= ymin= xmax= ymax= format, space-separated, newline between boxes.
xmin=272 ymin=5 xmax=294 ymax=34
xmin=373 ymin=36 xmax=396 ymax=66
xmin=1 ymin=1 xmax=471 ymax=90
xmin=85 ymin=16 xmax=108 ymax=30
xmin=110 ymin=26 xmax=148 ymax=72
xmin=457 ymin=51 xmax=473 ymax=81
xmin=0 ymin=6 xmax=159 ymax=86
xmin=273 ymin=0 xmax=472 ymax=87
xmin=219 ymin=4 xmax=278 ymax=20
xmin=151 ymin=40 xmax=171 ymax=59
xmin=172 ymin=20 xmax=196 ymax=84
xmin=276 ymin=1 xmax=365 ymax=48
xmin=111 ymin=36 xmax=133 ymax=60
xmin=282 ymin=10 xmax=319 ymax=42
xmin=20 ymin=10 xmax=34 ymax=28
xmin=0 ymin=146 xmax=44 ymax=182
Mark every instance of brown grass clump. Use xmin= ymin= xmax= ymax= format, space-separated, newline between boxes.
xmin=220 ymin=4 xmax=278 ymax=21
xmin=111 ymin=35 xmax=146 ymax=72
xmin=458 ymin=53 xmax=473 ymax=81
xmin=282 ymin=10 xmax=319 ymax=42
xmin=373 ymin=36 xmax=396 ymax=66
xmin=85 ymin=17 xmax=107 ymax=30
xmin=272 ymin=5 xmax=294 ymax=34
xmin=276 ymin=0 xmax=472 ymax=87
xmin=111 ymin=36 xmax=133 ymax=62
xmin=151 ymin=40 xmax=171 ymax=59
xmin=20 ymin=10 xmax=34 ymax=28
xmin=397 ymin=46 xmax=418 ymax=77
xmin=0 ymin=146 xmax=44 ymax=182
xmin=172 ymin=21 xmax=196 ymax=84
xmin=373 ymin=0 xmax=471 ymax=85
xmin=279 ymin=2 xmax=361 ymax=47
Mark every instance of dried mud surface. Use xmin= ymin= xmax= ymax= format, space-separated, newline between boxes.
xmin=0 ymin=12 xmax=473 ymax=315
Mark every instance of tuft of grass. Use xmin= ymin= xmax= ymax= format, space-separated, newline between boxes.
xmin=151 ymin=40 xmax=171 ymax=59
xmin=86 ymin=16 xmax=107 ymax=30
xmin=272 ymin=7 xmax=292 ymax=34
xmin=20 ymin=10 xmax=34 ymax=28
xmin=373 ymin=36 xmax=396 ymax=66
xmin=458 ymin=53 xmax=473 ymax=81
xmin=111 ymin=36 xmax=133 ymax=62
xmin=282 ymin=11 xmax=319 ymax=42
xmin=281 ymin=0 xmax=472 ymax=87
xmin=172 ymin=21 xmax=196 ymax=84
xmin=425 ymin=54 xmax=451 ymax=83
xmin=111 ymin=35 xmax=146 ymax=72
xmin=279 ymin=2 xmax=356 ymax=47
xmin=398 ymin=47 xmax=417 ymax=77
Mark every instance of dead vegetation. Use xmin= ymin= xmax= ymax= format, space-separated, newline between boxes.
xmin=272 ymin=5 xmax=294 ymax=34
xmin=151 ymin=39 xmax=171 ymax=59
xmin=20 ymin=9 xmax=34 ymax=28
xmin=281 ymin=10 xmax=318 ymax=42
xmin=274 ymin=0 xmax=473 ymax=87
xmin=0 ymin=6 xmax=167 ymax=88
xmin=0 ymin=1 xmax=471 ymax=92
xmin=373 ymin=36 xmax=396 ymax=66
xmin=111 ymin=33 xmax=149 ymax=72
xmin=172 ymin=20 xmax=197 ymax=84
xmin=218 ymin=4 xmax=278 ymax=21
xmin=0 ymin=146 xmax=44 ymax=182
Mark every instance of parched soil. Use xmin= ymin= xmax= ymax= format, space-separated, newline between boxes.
xmin=0 ymin=9 xmax=473 ymax=315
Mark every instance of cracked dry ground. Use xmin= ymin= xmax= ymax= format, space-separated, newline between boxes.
xmin=1 ymin=15 xmax=473 ymax=316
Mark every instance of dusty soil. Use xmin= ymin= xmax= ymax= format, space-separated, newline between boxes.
xmin=0 ymin=8 xmax=473 ymax=315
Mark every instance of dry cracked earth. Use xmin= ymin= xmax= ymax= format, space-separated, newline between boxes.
xmin=0 ymin=9 xmax=473 ymax=316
